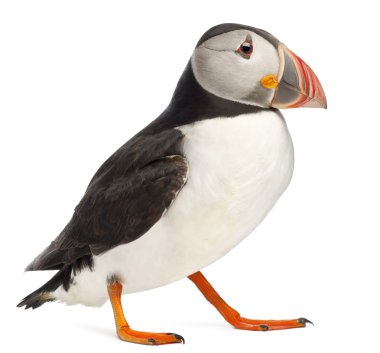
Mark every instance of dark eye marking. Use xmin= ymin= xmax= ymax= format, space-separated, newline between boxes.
xmin=236 ymin=34 xmax=253 ymax=59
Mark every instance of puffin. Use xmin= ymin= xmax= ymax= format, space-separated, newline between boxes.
xmin=18 ymin=23 xmax=327 ymax=345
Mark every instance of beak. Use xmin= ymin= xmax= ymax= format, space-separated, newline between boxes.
xmin=270 ymin=44 xmax=327 ymax=109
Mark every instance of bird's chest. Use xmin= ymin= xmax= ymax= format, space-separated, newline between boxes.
xmin=102 ymin=111 xmax=295 ymax=294
xmin=170 ymin=111 xmax=294 ymax=250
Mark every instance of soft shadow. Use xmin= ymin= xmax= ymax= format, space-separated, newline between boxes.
xmin=75 ymin=322 xmax=115 ymax=339
xmin=177 ymin=319 xmax=229 ymax=330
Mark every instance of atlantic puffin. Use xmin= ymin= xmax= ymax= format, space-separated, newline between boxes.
xmin=18 ymin=23 xmax=327 ymax=345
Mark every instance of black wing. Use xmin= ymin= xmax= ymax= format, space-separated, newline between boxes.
xmin=26 ymin=129 xmax=188 ymax=271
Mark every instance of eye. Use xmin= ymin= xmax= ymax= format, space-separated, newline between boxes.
xmin=236 ymin=36 xmax=253 ymax=59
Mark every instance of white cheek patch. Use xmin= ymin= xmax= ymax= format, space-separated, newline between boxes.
xmin=192 ymin=30 xmax=280 ymax=107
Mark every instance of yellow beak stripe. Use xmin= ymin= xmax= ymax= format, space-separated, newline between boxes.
xmin=260 ymin=74 xmax=278 ymax=89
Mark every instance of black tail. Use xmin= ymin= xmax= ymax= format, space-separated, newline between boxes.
xmin=17 ymin=267 xmax=72 ymax=309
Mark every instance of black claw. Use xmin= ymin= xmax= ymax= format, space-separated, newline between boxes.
xmin=166 ymin=333 xmax=185 ymax=344
xmin=174 ymin=334 xmax=185 ymax=344
xmin=260 ymin=324 xmax=269 ymax=331
xmin=298 ymin=318 xmax=314 ymax=326
xmin=147 ymin=338 xmax=157 ymax=345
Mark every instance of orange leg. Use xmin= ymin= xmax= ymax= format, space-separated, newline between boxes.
xmin=107 ymin=280 xmax=184 ymax=345
xmin=188 ymin=271 xmax=312 ymax=331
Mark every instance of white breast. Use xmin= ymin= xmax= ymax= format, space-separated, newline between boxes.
xmin=55 ymin=111 xmax=294 ymax=306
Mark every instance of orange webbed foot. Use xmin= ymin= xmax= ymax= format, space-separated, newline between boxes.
xmin=108 ymin=280 xmax=185 ymax=345
xmin=228 ymin=315 xmax=313 ymax=331
xmin=188 ymin=271 xmax=313 ymax=332
xmin=117 ymin=327 xmax=184 ymax=345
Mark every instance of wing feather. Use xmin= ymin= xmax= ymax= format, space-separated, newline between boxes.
xmin=26 ymin=130 xmax=188 ymax=270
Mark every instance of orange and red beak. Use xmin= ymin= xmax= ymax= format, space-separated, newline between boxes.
xmin=270 ymin=44 xmax=327 ymax=109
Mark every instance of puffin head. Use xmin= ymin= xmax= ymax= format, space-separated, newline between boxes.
xmin=192 ymin=23 xmax=327 ymax=109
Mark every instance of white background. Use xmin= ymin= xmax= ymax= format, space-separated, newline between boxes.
xmin=1 ymin=1 xmax=379 ymax=352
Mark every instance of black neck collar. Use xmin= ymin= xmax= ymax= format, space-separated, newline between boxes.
xmin=143 ymin=61 xmax=270 ymax=134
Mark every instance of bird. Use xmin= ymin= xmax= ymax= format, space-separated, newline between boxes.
xmin=18 ymin=23 xmax=327 ymax=345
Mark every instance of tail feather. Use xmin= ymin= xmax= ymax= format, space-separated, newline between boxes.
xmin=17 ymin=267 xmax=71 ymax=309
xmin=17 ymin=291 xmax=55 ymax=309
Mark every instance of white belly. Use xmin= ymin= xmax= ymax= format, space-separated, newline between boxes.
xmin=55 ymin=111 xmax=294 ymax=306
